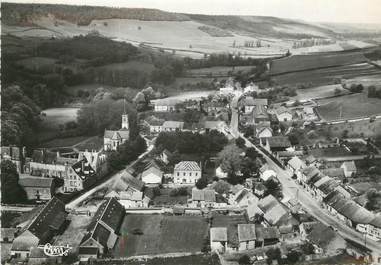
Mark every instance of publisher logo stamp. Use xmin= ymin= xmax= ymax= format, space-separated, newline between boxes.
xmin=38 ymin=243 xmax=72 ymax=257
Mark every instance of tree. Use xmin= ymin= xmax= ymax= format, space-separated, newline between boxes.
xmin=235 ymin=137 xmax=246 ymax=148
xmin=218 ymin=145 xmax=243 ymax=179
xmin=196 ymin=178 xmax=208 ymax=189
xmin=213 ymin=180 xmax=230 ymax=194
xmin=1 ymin=160 xmax=27 ymax=204
xmin=266 ymin=248 xmax=281 ymax=265
xmin=287 ymin=250 xmax=301 ymax=263
xmin=238 ymin=254 xmax=251 ymax=265
xmin=301 ymin=241 xmax=315 ymax=255
xmin=264 ymin=179 xmax=282 ymax=199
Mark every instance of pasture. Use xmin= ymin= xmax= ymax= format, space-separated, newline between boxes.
xmin=115 ymin=214 xmax=208 ymax=257
xmin=16 ymin=56 xmax=57 ymax=71
xmin=40 ymin=136 xmax=90 ymax=148
xmin=316 ymin=91 xmax=381 ymax=121
xmin=186 ymin=65 xmax=254 ymax=77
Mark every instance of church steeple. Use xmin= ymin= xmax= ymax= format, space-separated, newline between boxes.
xmin=121 ymin=99 xmax=129 ymax=130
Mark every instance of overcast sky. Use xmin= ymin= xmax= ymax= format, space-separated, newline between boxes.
xmin=5 ymin=0 xmax=381 ymax=24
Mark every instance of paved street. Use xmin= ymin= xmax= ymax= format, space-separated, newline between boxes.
xmin=239 ymin=135 xmax=381 ymax=257
xmin=66 ymin=137 xmax=155 ymax=210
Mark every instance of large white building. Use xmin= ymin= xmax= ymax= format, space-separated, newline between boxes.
xmin=173 ymin=161 xmax=202 ymax=184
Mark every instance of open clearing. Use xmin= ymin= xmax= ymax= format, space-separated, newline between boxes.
xmin=40 ymin=107 xmax=79 ymax=129
xmin=115 ymin=214 xmax=208 ymax=257
xmin=316 ymin=91 xmax=381 ymax=121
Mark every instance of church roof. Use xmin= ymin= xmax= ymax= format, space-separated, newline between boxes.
xmin=104 ymin=130 xmax=129 ymax=140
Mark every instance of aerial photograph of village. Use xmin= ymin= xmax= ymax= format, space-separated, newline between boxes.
xmin=1 ymin=0 xmax=381 ymax=264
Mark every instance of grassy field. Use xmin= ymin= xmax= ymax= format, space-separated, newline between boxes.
xmin=1 ymin=211 xmax=22 ymax=228
xmin=115 ymin=214 xmax=208 ymax=257
xmin=151 ymin=188 xmax=189 ymax=206
xmin=316 ymin=91 xmax=381 ymax=121
xmin=270 ymin=52 xmax=367 ymax=75
xmin=293 ymin=84 xmax=349 ymax=101
xmin=38 ymin=107 xmax=80 ymax=142
xmin=309 ymin=147 xmax=352 ymax=158
xmin=74 ymin=136 xmax=104 ymax=151
xmin=272 ymin=63 xmax=381 ymax=87
xmin=16 ymin=56 xmax=57 ymax=71
xmin=186 ymin=65 xmax=254 ymax=76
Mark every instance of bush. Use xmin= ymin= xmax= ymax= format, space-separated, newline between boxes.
xmin=196 ymin=178 xmax=208 ymax=189
xmin=239 ymin=254 xmax=251 ymax=265
xmin=169 ymin=187 xmax=188 ymax=197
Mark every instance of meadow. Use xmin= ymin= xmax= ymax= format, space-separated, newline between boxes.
xmin=316 ymin=91 xmax=381 ymax=121
xmin=115 ymin=214 xmax=208 ymax=257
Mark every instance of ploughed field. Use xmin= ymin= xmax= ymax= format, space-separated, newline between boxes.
xmin=114 ymin=214 xmax=208 ymax=257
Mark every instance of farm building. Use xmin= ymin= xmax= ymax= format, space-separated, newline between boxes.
xmin=190 ymin=188 xmax=216 ymax=207
xmin=238 ymin=224 xmax=256 ymax=250
xmin=261 ymin=136 xmax=292 ymax=152
xmin=78 ymin=197 xmax=125 ymax=260
xmin=162 ymin=121 xmax=184 ymax=132
xmin=210 ymin=227 xmax=228 ymax=253
xmin=287 ymin=156 xmax=307 ymax=173
xmin=141 ymin=166 xmax=163 ymax=186
xmin=153 ymin=98 xmax=181 ymax=112
xmin=11 ymin=197 xmax=67 ymax=260
xmin=18 ymin=177 xmax=55 ymax=201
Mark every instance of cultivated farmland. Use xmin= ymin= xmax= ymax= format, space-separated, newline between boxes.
xmin=115 ymin=214 xmax=208 ymax=257
xmin=270 ymin=52 xmax=367 ymax=75
xmin=272 ymin=63 xmax=381 ymax=87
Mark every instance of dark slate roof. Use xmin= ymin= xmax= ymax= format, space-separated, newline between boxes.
xmin=266 ymin=136 xmax=291 ymax=148
xmin=19 ymin=177 xmax=53 ymax=188
xmin=78 ymin=246 xmax=99 ymax=255
xmin=71 ymin=158 xmax=96 ymax=181
xmin=104 ymin=130 xmax=129 ymax=140
xmin=31 ymin=149 xmax=57 ymax=164
xmin=255 ymin=226 xmax=280 ymax=240
xmin=27 ymin=197 xmax=67 ymax=242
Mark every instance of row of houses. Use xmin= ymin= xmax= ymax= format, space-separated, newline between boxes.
xmin=1 ymin=146 xmax=108 ymax=201
xmin=287 ymin=156 xmax=381 ymax=241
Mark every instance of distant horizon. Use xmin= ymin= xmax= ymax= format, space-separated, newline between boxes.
xmin=4 ymin=0 xmax=381 ymax=25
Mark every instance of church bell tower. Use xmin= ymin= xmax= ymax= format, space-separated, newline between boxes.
xmin=121 ymin=99 xmax=129 ymax=130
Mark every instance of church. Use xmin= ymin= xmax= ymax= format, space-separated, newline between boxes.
xmin=104 ymin=111 xmax=130 ymax=151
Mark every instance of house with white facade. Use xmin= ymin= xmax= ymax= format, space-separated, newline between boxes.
xmin=153 ymin=98 xmax=181 ymax=112
xmin=173 ymin=161 xmax=202 ymax=184
xmin=141 ymin=166 xmax=163 ymax=186
xmin=162 ymin=121 xmax=184 ymax=132
xmin=341 ymin=161 xmax=357 ymax=178
xmin=275 ymin=106 xmax=293 ymax=122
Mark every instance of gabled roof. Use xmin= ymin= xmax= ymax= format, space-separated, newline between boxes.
xmin=301 ymin=166 xmax=320 ymax=181
xmin=142 ymin=166 xmax=163 ymax=178
xmin=321 ymin=168 xmax=345 ymax=179
xmin=19 ymin=177 xmax=53 ymax=188
xmin=162 ymin=121 xmax=184 ymax=129
xmin=255 ymin=226 xmax=280 ymax=240
xmin=31 ymin=149 xmax=57 ymax=164
xmin=243 ymin=97 xmax=268 ymax=106
xmin=288 ymin=156 xmax=306 ymax=170
xmin=72 ymin=158 xmax=96 ymax=181
xmin=238 ymin=224 xmax=256 ymax=242
xmin=266 ymin=136 xmax=291 ymax=148
xmin=305 ymin=155 xmax=317 ymax=164
xmin=210 ymin=227 xmax=228 ymax=242
xmin=27 ymin=197 xmax=67 ymax=242
xmin=341 ymin=161 xmax=357 ymax=171
xmin=204 ymin=120 xmax=226 ymax=130
xmin=114 ymin=173 xmax=144 ymax=192
xmin=264 ymin=204 xmax=289 ymax=226
xmin=275 ymin=106 xmax=292 ymax=116
xmin=153 ymin=98 xmax=181 ymax=106
xmin=104 ymin=130 xmax=129 ymax=140
xmin=192 ymin=188 xmax=216 ymax=202
xmin=258 ymin=195 xmax=279 ymax=212
xmin=145 ymin=116 xmax=165 ymax=126
xmin=174 ymin=161 xmax=201 ymax=171
xmin=81 ymin=198 xmax=125 ymax=248
xmin=318 ymin=178 xmax=339 ymax=195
